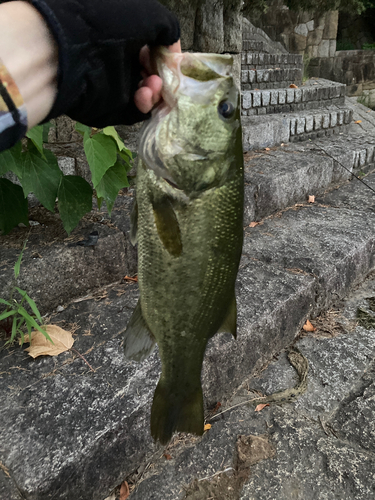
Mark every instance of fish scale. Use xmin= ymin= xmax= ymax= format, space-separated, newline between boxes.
xmin=124 ymin=50 xmax=244 ymax=444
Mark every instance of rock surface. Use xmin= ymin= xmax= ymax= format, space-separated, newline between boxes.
xmin=128 ymin=274 xmax=375 ymax=500
xmin=1 ymin=166 xmax=374 ymax=499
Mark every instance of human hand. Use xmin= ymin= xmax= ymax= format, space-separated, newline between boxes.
xmin=26 ymin=0 xmax=180 ymax=127
xmin=134 ymin=40 xmax=181 ymax=114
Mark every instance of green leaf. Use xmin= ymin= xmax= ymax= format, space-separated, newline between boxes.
xmin=26 ymin=125 xmax=45 ymax=156
xmin=0 ymin=310 xmax=16 ymax=321
xmin=21 ymin=151 xmax=62 ymax=211
xmin=15 ymin=287 xmax=42 ymax=321
xmin=118 ymin=148 xmax=133 ymax=164
xmin=0 ymin=141 xmax=22 ymax=177
xmin=102 ymin=127 xmax=127 ymax=151
xmin=0 ymin=179 xmax=28 ymax=235
xmin=84 ymin=134 xmax=117 ymax=187
xmin=0 ymin=298 xmax=11 ymax=306
xmin=75 ymin=122 xmax=91 ymax=137
xmin=57 ymin=175 xmax=93 ymax=234
xmin=14 ymin=240 xmax=27 ymax=280
xmin=42 ymin=122 xmax=54 ymax=143
xmin=96 ymin=161 xmax=130 ymax=215
xmin=96 ymin=196 xmax=104 ymax=211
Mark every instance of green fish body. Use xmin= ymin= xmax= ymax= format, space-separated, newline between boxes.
xmin=124 ymin=50 xmax=244 ymax=445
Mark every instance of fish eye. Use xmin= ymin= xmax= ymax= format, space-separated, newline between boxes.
xmin=218 ymin=100 xmax=235 ymax=119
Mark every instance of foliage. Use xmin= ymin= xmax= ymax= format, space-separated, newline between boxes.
xmin=363 ymin=42 xmax=375 ymax=49
xmin=337 ymin=39 xmax=356 ymax=50
xmin=0 ymin=240 xmax=51 ymax=346
xmin=0 ymin=123 xmax=134 ymax=236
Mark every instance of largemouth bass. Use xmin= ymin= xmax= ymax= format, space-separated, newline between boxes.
xmin=124 ymin=49 xmax=244 ymax=445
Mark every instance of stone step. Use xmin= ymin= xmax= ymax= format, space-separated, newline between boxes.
xmin=1 ymin=166 xmax=375 ymax=500
xmin=241 ymin=67 xmax=302 ymax=90
xmin=241 ymin=52 xmax=303 ymax=69
xmin=243 ymin=136 xmax=375 ymax=224
xmin=241 ymin=79 xmax=346 ymax=116
xmin=242 ymin=104 xmax=353 ymax=150
xmin=242 ymin=18 xmax=288 ymax=55
xmin=241 ymin=40 xmax=268 ymax=52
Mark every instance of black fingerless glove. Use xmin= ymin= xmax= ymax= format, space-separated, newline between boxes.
xmin=28 ymin=0 xmax=180 ymax=127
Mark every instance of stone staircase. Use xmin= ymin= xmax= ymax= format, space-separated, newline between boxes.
xmin=1 ymin=21 xmax=375 ymax=500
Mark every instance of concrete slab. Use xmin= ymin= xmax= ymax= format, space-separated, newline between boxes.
xmin=242 ymin=205 xmax=375 ymax=312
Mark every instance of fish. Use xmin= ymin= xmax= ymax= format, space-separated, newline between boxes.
xmin=123 ymin=49 xmax=244 ymax=445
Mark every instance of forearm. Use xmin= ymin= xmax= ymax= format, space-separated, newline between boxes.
xmin=0 ymin=1 xmax=58 ymax=130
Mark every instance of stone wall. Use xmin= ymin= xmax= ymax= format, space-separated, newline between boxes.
xmin=160 ymin=0 xmax=242 ymax=53
xmin=160 ymin=0 xmax=242 ymax=87
xmin=247 ymin=0 xmax=338 ymax=58
xmin=309 ymin=50 xmax=375 ymax=96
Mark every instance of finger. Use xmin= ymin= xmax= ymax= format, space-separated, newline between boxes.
xmin=134 ymin=75 xmax=163 ymax=114
xmin=143 ymin=74 xmax=163 ymax=100
xmin=134 ymin=86 xmax=153 ymax=114
xmin=167 ymin=40 xmax=181 ymax=53
xmin=139 ymin=45 xmax=152 ymax=75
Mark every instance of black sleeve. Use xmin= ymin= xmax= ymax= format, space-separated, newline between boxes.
xmin=28 ymin=0 xmax=180 ymax=128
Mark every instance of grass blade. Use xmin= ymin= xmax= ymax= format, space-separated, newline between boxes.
xmin=0 ymin=310 xmax=16 ymax=321
xmin=10 ymin=316 xmax=18 ymax=343
xmin=14 ymin=240 xmax=27 ymax=279
xmin=17 ymin=307 xmax=53 ymax=343
xmin=15 ymin=288 xmax=42 ymax=322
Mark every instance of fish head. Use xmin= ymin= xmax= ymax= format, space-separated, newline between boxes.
xmin=139 ymin=50 xmax=241 ymax=196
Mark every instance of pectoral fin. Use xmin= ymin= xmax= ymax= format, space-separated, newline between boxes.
xmin=152 ymin=197 xmax=182 ymax=257
xmin=123 ymin=300 xmax=156 ymax=362
xmin=217 ymin=293 xmax=237 ymax=339
xmin=129 ymin=199 xmax=138 ymax=246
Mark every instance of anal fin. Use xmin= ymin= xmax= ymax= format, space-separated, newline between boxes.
xmin=123 ymin=300 xmax=156 ymax=362
xmin=217 ymin=292 xmax=237 ymax=339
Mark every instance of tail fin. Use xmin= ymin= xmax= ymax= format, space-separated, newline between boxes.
xmin=150 ymin=379 xmax=204 ymax=445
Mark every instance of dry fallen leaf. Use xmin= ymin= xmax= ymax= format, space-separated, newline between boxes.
xmin=212 ymin=402 xmax=222 ymax=413
xmin=308 ymin=195 xmax=315 ymax=203
xmin=119 ymin=481 xmax=130 ymax=500
xmin=289 ymin=84 xmax=298 ymax=88
xmin=255 ymin=403 xmax=270 ymax=412
xmin=24 ymin=325 xmax=74 ymax=358
xmin=204 ymin=423 xmax=212 ymax=431
xmin=303 ymin=320 xmax=315 ymax=332
xmin=355 ymin=120 xmax=362 ymax=124
xmin=249 ymin=222 xmax=259 ymax=228
xmin=124 ymin=275 xmax=138 ymax=282
xmin=164 ymin=453 xmax=172 ymax=460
